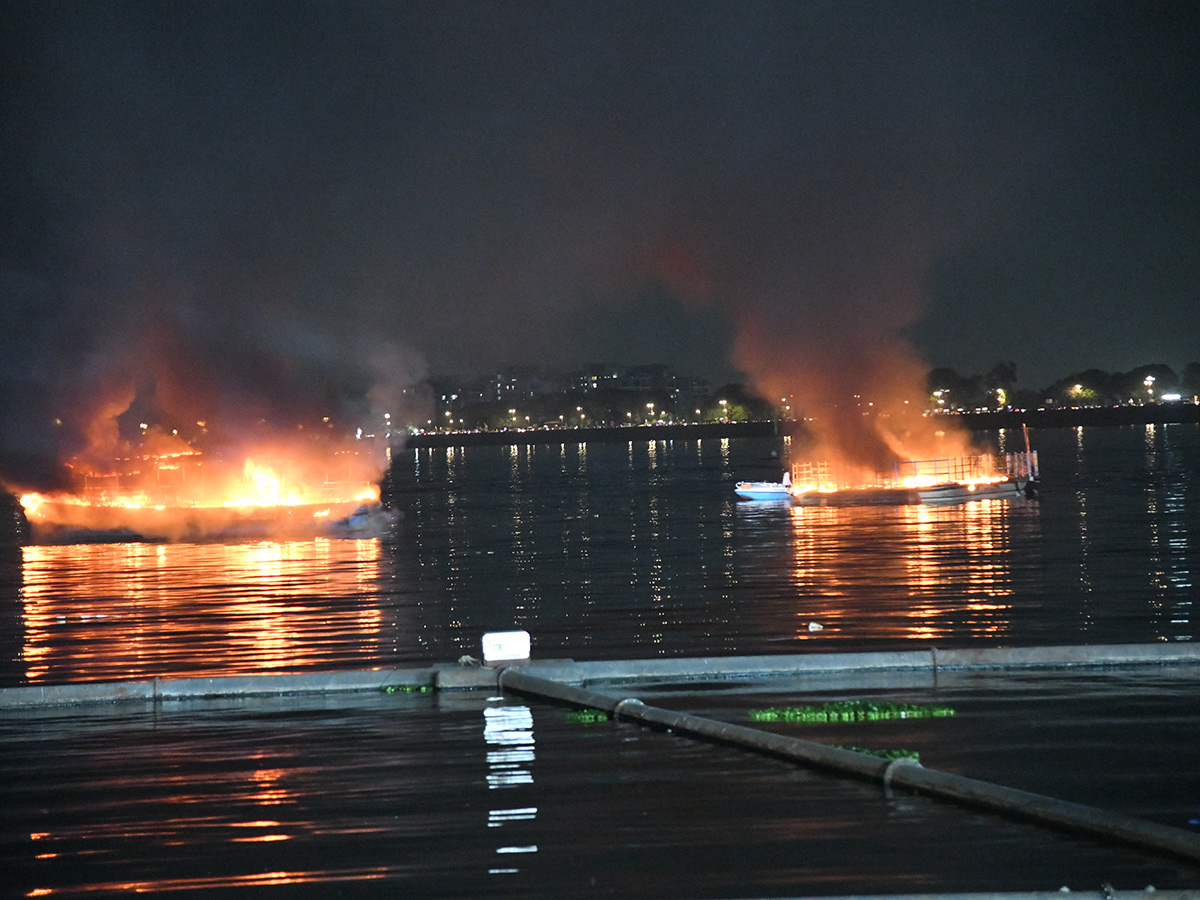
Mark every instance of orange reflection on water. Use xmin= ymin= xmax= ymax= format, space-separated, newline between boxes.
xmin=906 ymin=501 xmax=1014 ymax=640
xmin=787 ymin=500 xmax=1017 ymax=643
xmin=25 ymin=867 xmax=393 ymax=895
xmin=231 ymin=833 xmax=291 ymax=843
xmin=247 ymin=768 xmax=294 ymax=806
xmin=20 ymin=539 xmax=386 ymax=683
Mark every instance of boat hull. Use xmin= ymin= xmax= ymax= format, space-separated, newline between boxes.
xmin=24 ymin=500 xmax=392 ymax=544
xmin=792 ymin=487 xmax=919 ymax=507
xmin=918 ymin=479 xmax=1028 ymax=505
xmin=734 ymin=482 xmax=792 ymax=501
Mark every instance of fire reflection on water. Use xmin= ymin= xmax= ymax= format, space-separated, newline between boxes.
xmin=19 ymin=539 xmax=387 ymax=683
xmin=787 ymin=500 xmax=1022 ymax=643
xmin=27 ymin=868 xmax=393 ymax=895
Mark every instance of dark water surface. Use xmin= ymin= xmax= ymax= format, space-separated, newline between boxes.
xmin=2 ymin=424 xmax=1200 ymax=895
xmin=5 ymin=424 xmax=1198 ymax=684
xmin=3 ymin=672 xmax=1200 ymax=898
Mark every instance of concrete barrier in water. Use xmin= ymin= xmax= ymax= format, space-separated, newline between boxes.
xmin=0 ymin=667 xmax=439 ymax=709
xmin=2 ymin=643 xmax=1199 ymax=708
xmin=514 ymin=642 xmax=1200 ymax=688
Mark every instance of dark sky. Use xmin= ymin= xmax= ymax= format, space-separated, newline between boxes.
xmin=3 ymin=1 xmax=1199 ymax=481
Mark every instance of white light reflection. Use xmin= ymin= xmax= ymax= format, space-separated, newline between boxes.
xmin=488 ymin=807 xmax=537 ymax=827
xmin=485 ymin=706 xmax=535 ymax=787
xmin=1144 ymin=425 xmax=1193 ymax=639
xmin=484 ymin=705 xmax=538 ymax=876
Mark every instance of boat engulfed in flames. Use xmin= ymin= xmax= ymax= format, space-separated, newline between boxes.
xmin=774 ymin=449 xmax=1039 ymax=508
xmin=18 ymin=451 xmax=393 ymax=544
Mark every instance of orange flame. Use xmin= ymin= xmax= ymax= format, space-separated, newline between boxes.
xmin=16 ymin=446 xmax=384 ymax=542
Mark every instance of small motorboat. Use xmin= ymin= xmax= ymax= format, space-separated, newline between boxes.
xmin=734 ymin=472 xmax=793 ymax=501
xmin=325 ymin=503 xmax=400 ymax=536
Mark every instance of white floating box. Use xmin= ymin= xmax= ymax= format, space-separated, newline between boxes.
xmin=482 ymin=630 xmax=531 ymax=664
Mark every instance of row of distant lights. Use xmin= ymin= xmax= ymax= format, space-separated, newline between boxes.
xmin=428 ymin=400 xmax=739 ymax=430
xmin=1064 ymin=375 xmax=1184 ymax=404
xmin=933 ymin=377 xmax=1188 ymax=407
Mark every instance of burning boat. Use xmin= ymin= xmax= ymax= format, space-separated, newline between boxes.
xmin=18 ymin=449 xmax=391 ymax=543
xmin=787 ymin=449 xmax=1039 ymax=507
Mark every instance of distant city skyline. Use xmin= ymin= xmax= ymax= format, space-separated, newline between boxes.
xmin=429 ymin=356 xmax=1198 ymax=398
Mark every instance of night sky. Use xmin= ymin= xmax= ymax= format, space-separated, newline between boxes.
xmin=3 ymin=1 xmax=1199 ymax=483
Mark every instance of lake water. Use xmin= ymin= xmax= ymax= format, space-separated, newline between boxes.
xmin=2 ymin=424 xmax=1199 ymax=895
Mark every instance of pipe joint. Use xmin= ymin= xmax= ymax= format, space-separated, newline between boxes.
xmin=613 ymin=697 xmax=646 ymax=719
xmin=882 ymin=755 xmax=923 ymax=797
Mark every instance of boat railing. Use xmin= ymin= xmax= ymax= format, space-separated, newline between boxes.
xmin=1002 ymin=450 xmax=1038 ymax=480
xmin=793 ymin=461 xmax=832 ymax=490
xmin=892 ymin=456 xmax=991 ymax=484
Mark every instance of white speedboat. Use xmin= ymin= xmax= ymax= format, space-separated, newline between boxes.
xmin=734 ymin=473 xmax=793 ymax=501
xmin=326 ymin=503 xmax=400 ymax=537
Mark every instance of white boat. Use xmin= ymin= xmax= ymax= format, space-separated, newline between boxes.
xmin=326 ymin=504 xmax=400 ymax=537
xmin=734 ymin=472 xmax=793 ymax=501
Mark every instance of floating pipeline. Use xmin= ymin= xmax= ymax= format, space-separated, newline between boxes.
xmin=749 ymin=700 xmax=956 ymax=724
xmin=497 ymin=666 xmax=1200 ymax=867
